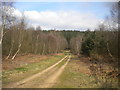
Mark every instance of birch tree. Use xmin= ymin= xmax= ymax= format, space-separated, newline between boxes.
xmin=0 ymin=2 xmax=14 ymax=45
xmin=12 ymin=15 xmax=25 ymax=59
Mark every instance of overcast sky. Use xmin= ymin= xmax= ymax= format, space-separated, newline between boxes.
xmin=13 ymin=2 xmax=113 ymax=30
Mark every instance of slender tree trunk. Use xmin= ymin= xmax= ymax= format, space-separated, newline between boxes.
xmin=76 ymin=41 xmax=79 ymax=55
xmin=0 ymin=28 xmax=9 ymax=46
xmin=48 ymin=43 xmax=50 ymax=54
xmin=6 ymin=40 xmax=14 ymax=59
xmin=0 ymin=15 xmax=6 ymax=45
xmin=56 ymin=47 xmax=58 ymax=53
xmin=12 ymin=29 xmax=23 ymax=59
xmin=35 ymin=35 xmax=39 ymax=54
xmin=56 ymin=42 xmax=59 ymax=53
xmin=12 ymin=43 xmax=21 ymax=59
xmin=42 ymin=43 xmax=45 ymax=55
xmin=0 ymin=28 xmax=3 ymax=45
xmin=107 ymin=41 xmax=113 ymax=59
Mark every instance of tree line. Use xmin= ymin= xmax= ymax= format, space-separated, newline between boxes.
xmin=3 ymin=26 xmax=68 ymax=59
xmin=1 ymin=2 xmax=119 ymax=62
xmin=70 ymin=2 xmax=119 ymax=62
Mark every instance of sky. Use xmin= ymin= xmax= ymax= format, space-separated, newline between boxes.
xmin=13 ymin=2 xmax=113 ymax=30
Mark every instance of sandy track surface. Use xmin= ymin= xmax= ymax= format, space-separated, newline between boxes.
xmin=38 ymin=55 xmax=71 ymax=88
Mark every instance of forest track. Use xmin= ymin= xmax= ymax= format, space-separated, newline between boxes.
xmin=4 ymin=55 xmax=68 ymax=88
xmin=15 ymin=55 xmax=71 ymax=88
xmin=37 ymin=55 xmax=71 ymax=88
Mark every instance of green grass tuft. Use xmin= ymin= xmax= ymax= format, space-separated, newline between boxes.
xmin=15 ymin=67 xmax=28 ymax=72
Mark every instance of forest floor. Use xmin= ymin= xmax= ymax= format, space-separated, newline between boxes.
xmin=2 ymin=51 xmax=119 ymax=88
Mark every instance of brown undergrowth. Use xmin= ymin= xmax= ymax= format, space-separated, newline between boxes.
xmin=80 ymin=54 xmax=119 ymax=88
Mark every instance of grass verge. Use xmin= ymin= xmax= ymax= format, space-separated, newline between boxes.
xmin=2 ymin=53 xmax=65 ymax=86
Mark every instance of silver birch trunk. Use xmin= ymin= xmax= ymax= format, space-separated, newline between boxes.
xmin=6 ymin=40 xmax=14 ymax=59
xmin=12 ymin=29 xmax=23 ymax=59
xmin=12 ymin=43 xmax=21 ymax=59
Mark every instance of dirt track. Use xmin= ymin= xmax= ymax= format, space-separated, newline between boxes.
xmin=4 ymin=55 xmax=71 ymax=88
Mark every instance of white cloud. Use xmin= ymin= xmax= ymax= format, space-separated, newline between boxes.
xmin=13 ymin=9 xmax=103 ymax=30
xmin=13 ymin=9 xmax=22 ymax=18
